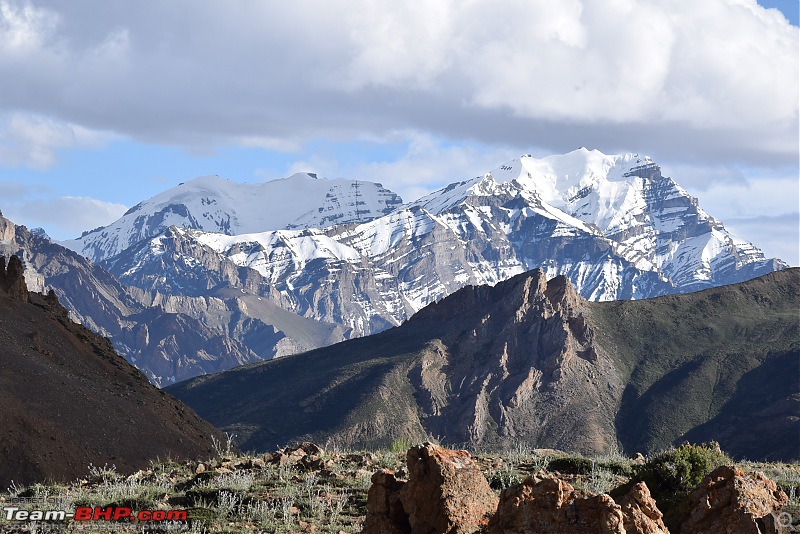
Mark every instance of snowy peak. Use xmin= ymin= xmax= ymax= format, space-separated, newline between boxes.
xmin=64 ymin=172 xmax=403 ymax=262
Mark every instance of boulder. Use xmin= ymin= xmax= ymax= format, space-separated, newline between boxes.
xmin=616 ymin=482 xmax=668 ymax=534
xmin=363 ymin=469 xmax=410 ymax=534
xmin=399 ymin=443 xmax=499 ymax=533
xmin=488 ymin=473 xmax=667 ymax=534
xmin=363 ymin=443 xmax=497 ymax=534
xmin=681 ymin=465 xmax=788 ymax=534
xmin=488 ymin=472 xmax=625 ymax=534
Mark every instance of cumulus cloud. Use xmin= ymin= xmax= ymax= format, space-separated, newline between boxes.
xmin=0 ymin=113 xmax=116 ymax=169
xmin=0 ymin=0 xmax=795 ymax=167
xmin=0 ymin=187 xmax=127 ymax=239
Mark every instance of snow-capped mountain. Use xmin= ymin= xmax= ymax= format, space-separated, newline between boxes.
xmin=99 ymin=148 xmax=787 ymax=341
xmin=64 ymin=173 xmax=403 ymax=263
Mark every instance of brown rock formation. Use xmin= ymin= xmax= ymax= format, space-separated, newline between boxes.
xmin=488 ymin=472 xmax=625 ymax=534
xmin=363 ymin=443 xmax=497 ymax=534
xmin=0 ymin=255 xmax=29 ymax=302
xmin=364 ymin=469 xmax=410 ymax=534
xmin=681 ymin=465 xmax=788 ymax=534
xmin=400 ymin=443 xmax=499 ymax=533
xmin=616 ymin=482 xmax=669 ymax=534
xmin=488 ymin=473 xmax=667 ymax=534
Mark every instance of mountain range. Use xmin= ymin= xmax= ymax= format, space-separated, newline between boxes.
xmin=167 ymin=267 xmax=800 ymax=461
xmin=3 ymin=148 xmax=789 ymax=385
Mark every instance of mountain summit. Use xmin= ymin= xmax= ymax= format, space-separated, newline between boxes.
xmin=25 ymin=149 xmax=789 ymax=385
xmin=64 ymin=172 xmax=403 ymax=262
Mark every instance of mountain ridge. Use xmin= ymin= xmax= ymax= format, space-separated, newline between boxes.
xmin=167 ymin=267 xmax=799 ymax=461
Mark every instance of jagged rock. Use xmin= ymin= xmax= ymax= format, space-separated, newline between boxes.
xmin=400 ymin=443 xmax=498 ymax=534
xmin=489 ymin=473 xmax=667 ymax=534
xmin=363 ymin=469 xmax=410 ymax=534
xmin=267 ymin=442 xmax=324 ymax=468
xmin=681 ymin=465 xmax=788 ymax=534
xmin=488 ymin=472 xmax=625 ymax=533
xmin=616 ymin=482 xmax=668 ymax=534
xmin=0 ymin=255 xmax=29 ymax=302
xmin=364 ymin=443 xmax=498 ymax=534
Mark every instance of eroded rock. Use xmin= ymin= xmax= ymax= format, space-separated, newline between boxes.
xmin=488 ymin=472 xmax=625 ymax=534
xmin=400 ymin=443 xmax=499 ymax=533
xmin=488 ymin=473 xmax=667 ymax=534
xmin=363 ymin=443 xmax=497 ymax=534
xmin=363 ymin=469 xmax=410 ymax=534
xmin=681 ymin=465 xmax=788 ymax=534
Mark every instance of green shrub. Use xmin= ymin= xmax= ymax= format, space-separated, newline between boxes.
xmin=547 ymin=456 xmax=594 ymax=475
xmin=390 ymin=437 xmax=414 ymax=454
xmin=613 ymin=442 xmax=730 ymax=531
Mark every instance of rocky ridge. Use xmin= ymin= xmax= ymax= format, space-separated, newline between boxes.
xmin=99 ymin=149 xmax=787 ymax=345
xmin=168 ymin=267 xmax=799 ymax=461
xmin=0 ymin=216 xmax=349 ymax=385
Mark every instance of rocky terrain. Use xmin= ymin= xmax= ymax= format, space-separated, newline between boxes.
xmin=0 ymin=441 xmax=795 ymax=533
xmin=0 ymin=255 xmax=224 ymax=487
xmin=168 ymin=268 xmax=799 ymax=461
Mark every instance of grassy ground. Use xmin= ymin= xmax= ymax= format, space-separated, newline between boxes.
xmin=1 ymin=440 xmax=798 ymax=533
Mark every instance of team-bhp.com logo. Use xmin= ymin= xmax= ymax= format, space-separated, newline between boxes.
xmin=4 ymin=505 xmax=187 ymax=522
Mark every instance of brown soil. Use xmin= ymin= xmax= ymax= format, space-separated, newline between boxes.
xmin=0 ymin=289 xmax=225 ymax=487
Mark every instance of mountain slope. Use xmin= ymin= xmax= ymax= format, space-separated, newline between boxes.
xmin=0 ymin=257 xmax=223 ymax=488
xmin=64 ymin=173 xmax=403 ymax=263
xmin=167 ymin=268 xmax=799 ymax=461
xmin=1 ymin=216 xmax=350 ymax=385
xmin=109 ymin=149 xmax=786 ymax=343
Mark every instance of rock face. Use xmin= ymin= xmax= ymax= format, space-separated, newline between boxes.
xmin=169 ymin=268 xmax=799 ymax=461
xmin=488 ymin=473 xmax=667 ymax=534
xmin=400 ymin=443 xmax=499 ymax=533
xmin=364 ymin=470 xmax=410 ymax=534
xmin=0 ymin=255 xmax=29 ymax=302
xmin=616 ymin=483 xmax=669 ymax=534
xmin=681 ymin=465 xmax=788 ymax=534
xmin=363 ymin=443 xmax=498 ymax=534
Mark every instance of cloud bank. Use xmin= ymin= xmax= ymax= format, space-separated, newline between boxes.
xmin=0 ymin=0 xmax=796 ymax=166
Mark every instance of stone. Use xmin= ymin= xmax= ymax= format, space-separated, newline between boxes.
xmin=681 ymin=465 xmax=788 ymax=534
xmin=488 ymin=472 xmax=625 ymax=534
xmin=363 ymin=469 xmax=410 ymax=534
xmin=0 ymin=256 xmax=29 ymax=302
xmin=616 ymin=482 xmax=668 ymax=534
xmin=399 ymin=443 xmax=499 ymax=534
xmin=195 ymin=463 xmax=206 ymax=475
xmin=363 ymin=443 xmax=498 ymax=534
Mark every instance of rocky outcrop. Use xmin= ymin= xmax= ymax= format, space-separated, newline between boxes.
xmin=401 ymin=443 xmax=499 ymax=533
xmin=363 ymin=443 xmax=498 ymax=534
xmin=364 ymin=470 xmax=410 ymax=534
xmin=0 ymin=255 xmax=29 ymax=302
xmin=616 ymin=482 xmax=669 ymax=534
xmin=681 ymin=465 xmax=788 ymax=534
xmin=488 ymin=472 xmax=666 ymax=534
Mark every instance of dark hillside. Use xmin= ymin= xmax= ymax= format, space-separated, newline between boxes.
xmin=169 ymin=268 xmax=799 ymax=461
xmin=0 ymin=256 xmax=224 ymax=487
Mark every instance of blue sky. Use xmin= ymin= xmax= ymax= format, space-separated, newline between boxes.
xmin=0 ymin=0 xmax=797 ymax=264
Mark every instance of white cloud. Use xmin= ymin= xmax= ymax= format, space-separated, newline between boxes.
xmin=0 ymin=0 xmax=794 ymax=168
xmin=4 ymin=195 xmax=127 ymax=239
xmin=0 ymin=112 xmax=116 ymax=169
xmin=283 ymin=132 xmax=519 ymax=203
xmin=725 ymin=213 xmax=799 ymax=266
